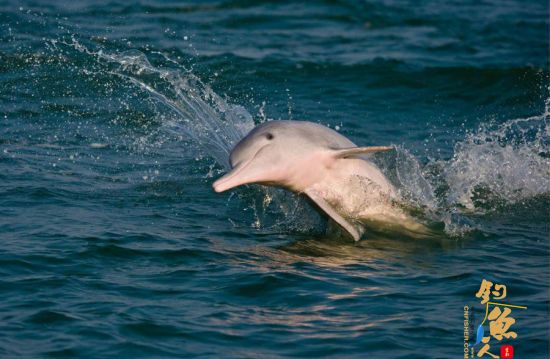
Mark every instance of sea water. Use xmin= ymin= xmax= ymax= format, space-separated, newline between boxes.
xmin=0 ymin=1 xmax=548 ymax=358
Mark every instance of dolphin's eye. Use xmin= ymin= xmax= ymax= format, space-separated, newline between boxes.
xmin=265 ymin=133 xmax=274 ymax=140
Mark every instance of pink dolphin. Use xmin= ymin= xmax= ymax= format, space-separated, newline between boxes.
xmin=214 ymin=120 xmax=428 ymax=241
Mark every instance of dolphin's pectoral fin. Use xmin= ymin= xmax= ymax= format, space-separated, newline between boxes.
xmin=304 ymin=189 xmax=362 ymax=241
xmin=331 ymin=146 xmax=393 ymax=159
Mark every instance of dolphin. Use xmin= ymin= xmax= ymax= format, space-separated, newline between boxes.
xmin=213 ymin=120 xmax=428 ymax=241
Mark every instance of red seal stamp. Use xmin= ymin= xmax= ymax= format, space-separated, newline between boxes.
xmin=500 ymin=344 xmax=514 ymax=359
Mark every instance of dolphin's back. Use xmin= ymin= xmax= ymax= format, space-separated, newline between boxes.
xmin=251 ymin=120 xmax=356 ymax=149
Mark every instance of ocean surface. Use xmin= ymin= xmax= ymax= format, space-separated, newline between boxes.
xmin=1 ymin=1 xmax=549 ymax=358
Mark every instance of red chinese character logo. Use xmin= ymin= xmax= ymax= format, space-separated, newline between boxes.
xmin=500 ymin=344 xmax=513 ymax=358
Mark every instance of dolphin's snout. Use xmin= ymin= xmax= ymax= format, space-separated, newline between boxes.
xmin=212 ymin=144 xmax=272 ymax=193
xmin=211 ymin=161 xmax=249 ymax=193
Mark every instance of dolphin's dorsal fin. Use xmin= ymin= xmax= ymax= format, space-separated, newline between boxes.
xmin=304 ymin=189 xmax=362 ymax=241
xmin=332 ymin=146 xmax=393 ymax=159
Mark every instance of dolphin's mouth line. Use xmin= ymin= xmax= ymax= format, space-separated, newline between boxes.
xmin=213 ymin=144 xmax=268 ymax=192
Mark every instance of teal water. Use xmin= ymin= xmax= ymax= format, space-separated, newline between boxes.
xmin=1 ymin=1 xmax=549 ymax=358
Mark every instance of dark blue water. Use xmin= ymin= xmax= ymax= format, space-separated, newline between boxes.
xmin=1 ymin=1 xmax=549 ymax=358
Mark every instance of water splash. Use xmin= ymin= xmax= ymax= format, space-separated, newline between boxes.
xmin=386 ymin=96 xmax=550 ymax=234
xmin=56 ymin=38 xmax=318 ymax=231
xmin=98 ymin=49 xmax=254 ymax=167
xmin=57 ymin=38 xmax=549 ymax=236
xmin=443 ymin=102 xmax=549 ymax=211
